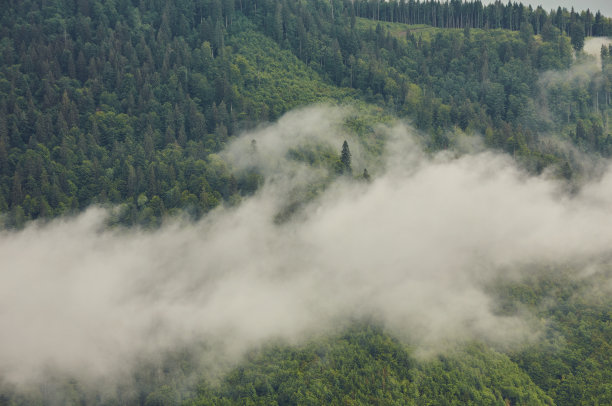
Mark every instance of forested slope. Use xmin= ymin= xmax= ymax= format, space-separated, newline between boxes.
xmin=1 ymin=0 xmax=612 ymax=227
xmin=1 ymin=1 xmax=612 ymax=406
xmin=186 ymin=325 xmax=553 ymax=406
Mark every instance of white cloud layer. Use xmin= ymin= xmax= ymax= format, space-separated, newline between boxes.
xmin=2 ymin=106 xmax=612 ymax=387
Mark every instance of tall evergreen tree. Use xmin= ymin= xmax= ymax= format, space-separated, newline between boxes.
xmin=341 ymin=140 xmax=352 ymax=175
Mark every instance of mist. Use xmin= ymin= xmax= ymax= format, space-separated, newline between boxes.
xmin=539 ymin=38 xmax=611 ymax=89
xmin=583 ymin=37 xmax=612 ymax=63
xmin=2 ymin=106 xmax=612 ymax=391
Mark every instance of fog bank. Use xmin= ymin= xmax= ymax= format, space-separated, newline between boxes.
xmin=2 ymin=106 xmax=612 ymax=388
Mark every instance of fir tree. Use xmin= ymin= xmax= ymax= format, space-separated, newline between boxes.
xmin=341 ymin=140 xmax=352 ymax=175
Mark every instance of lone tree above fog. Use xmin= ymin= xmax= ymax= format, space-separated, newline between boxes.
xmin=341 ymin=140 xmax=352 ymax=175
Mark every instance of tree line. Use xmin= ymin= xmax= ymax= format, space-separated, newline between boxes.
xmin=351 ymin=0 xmax=612 ymax=38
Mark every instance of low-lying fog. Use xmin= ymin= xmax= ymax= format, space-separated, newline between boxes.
xmin=2 ymin=106 xmax=612 ymax=390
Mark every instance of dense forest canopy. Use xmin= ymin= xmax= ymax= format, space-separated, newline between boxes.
xmin=0 ymin=0 xmax=611 ymax=226
xmin=1 ymin=1 xmax=612 ymax=405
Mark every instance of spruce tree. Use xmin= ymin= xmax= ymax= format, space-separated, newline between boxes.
xmin=341 ymin=140 xmax=352 ymax=175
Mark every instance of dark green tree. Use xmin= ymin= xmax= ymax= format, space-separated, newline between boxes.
xmin=569 ymin=22 xmax=585 ymax=51
xmin=340 ymin=140 xmax=352 ymax=175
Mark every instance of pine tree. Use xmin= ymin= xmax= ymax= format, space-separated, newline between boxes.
xmin=341 ymin=140 xmax=352 ymax=175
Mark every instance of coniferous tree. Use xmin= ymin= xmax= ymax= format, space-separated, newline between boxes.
xmin=341 ymin=140 xmax=352 ymax=175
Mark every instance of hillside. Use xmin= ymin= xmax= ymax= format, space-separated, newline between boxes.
xmin=1 ymin=1 xmax=612 ymax=405
xmin=2 ymin=0 xmax=612 ymax=226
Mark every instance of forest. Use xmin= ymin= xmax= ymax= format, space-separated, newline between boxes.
xmin=0 ymin=0 xmax=612 ymax=405
xmin=2 ymin=0 xmax=612 ymax=226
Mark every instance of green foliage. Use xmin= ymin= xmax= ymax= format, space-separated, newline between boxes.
xmin=1 ymin=0 xmax=610 ymax=228
xmin=145 ymin=385 xmax=180 ymax=406
xmin=227 ymin=24 xmax=352 ymax=123
xmin=491 ymin=268 xmax=612 ymax=405
xmin=0 ymin=0 xmax=356 ymax=228
xmin=1 ymin=4 xmax=612 ymax=406
xmin=186 ymin=324 xmax=551 ymax=406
